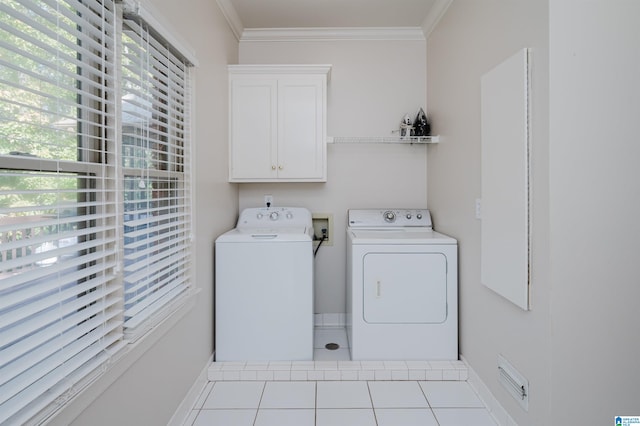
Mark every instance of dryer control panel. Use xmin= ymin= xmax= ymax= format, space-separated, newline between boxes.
xmin=348 ymin=209 xmax=432 ymax=228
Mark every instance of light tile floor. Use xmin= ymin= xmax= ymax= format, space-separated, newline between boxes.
xmin=184 ymin=380 xmax=498 ymax=426
xmin=184 ymin=328 xmax=498 ymax=425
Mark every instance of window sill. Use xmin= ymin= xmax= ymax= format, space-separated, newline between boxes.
xmin=42 ymin=289 xmax=199 ymax=426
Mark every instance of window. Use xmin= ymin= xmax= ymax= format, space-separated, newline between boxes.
xmin=120 ymin=12 xmax=192 ymax=340
xmin=0 ymin=0 xmax=193 ymax=423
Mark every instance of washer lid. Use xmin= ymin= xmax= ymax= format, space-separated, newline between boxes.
xmin=216 ymin=227 xmax=312 ymax=242
xmin=348 ymin=229 xmax=456 ymax=245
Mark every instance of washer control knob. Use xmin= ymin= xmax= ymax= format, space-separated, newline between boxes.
xmin=406 ymin=213 xmax=412 ymax=220
xmin=286 ymin=212 xmax=293 ymax=219
xmin=416 ymin=213 xmax=423 ymax=220
xmin=383 ymin=211 xmax=396 ymax=223
xmin=257 ymin=213 xmax=263 ymax=219
xmin=269 ymin=211 xmax=279 ymax=221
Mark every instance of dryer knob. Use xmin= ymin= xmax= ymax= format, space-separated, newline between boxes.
xmin=257 ymin=213 xmax=263 ymax=219
xmin=406 ymin=213 xmax=412 ymax=220
xmin=384 ymin=211 xmax=396 ymax=223
xmin=286 ymin=212 xmax=293 ymax=219
xmin=417 ymin=213 xmax=423 ymax=220
xmin=270 ymin=211 xmax=279 ymax=221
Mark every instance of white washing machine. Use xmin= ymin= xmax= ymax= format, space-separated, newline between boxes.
xmin=215 ymin=207 xmax=314 ymax=361
xmin=346 ymin=209 xmax=458 ymax=360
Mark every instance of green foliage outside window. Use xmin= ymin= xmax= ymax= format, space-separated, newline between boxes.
xmin=1 ymin=0 xmax=82 ymax=212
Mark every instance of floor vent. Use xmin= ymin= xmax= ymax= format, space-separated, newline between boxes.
xmin=497 ymin=354 xmax=529 ymax=411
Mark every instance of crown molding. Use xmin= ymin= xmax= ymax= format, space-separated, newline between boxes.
xmin=422 ymin=0 xmax=453 ymax=38
xmin=229 ymin=64 xmax=332 ymax=81
xmin=240 ymin=27 xmax=426 ymax=42
xmin=215 ymin=0 xmax=244 ymax=41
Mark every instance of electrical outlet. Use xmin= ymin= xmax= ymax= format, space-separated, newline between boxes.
xmin=264 ymin=194 xmax=273 ymax=207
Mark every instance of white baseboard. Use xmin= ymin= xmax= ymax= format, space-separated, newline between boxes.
xmin=461 ymin=355 xmax=518 ymax=426
xmin=168 ymin=354 xmax=214 ymax=426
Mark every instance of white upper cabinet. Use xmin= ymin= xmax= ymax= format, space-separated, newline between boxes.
xmin=228 ymin=65 xmax=331 ymax=182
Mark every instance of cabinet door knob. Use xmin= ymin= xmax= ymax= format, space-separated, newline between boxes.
xmin=278 ymin=165 xmax=283 ymax=170
xmin=271 ymin=165 xmax=276 ymax=170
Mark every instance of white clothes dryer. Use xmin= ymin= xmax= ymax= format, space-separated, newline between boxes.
xmin=346 ymin=209 xmax=458 ymax=360
xmin=215 ymin=207 xmax=314 ymax=361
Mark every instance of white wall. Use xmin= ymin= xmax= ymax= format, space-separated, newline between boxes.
xmin=427 ymin=1 xmax=551 ymax=425
xmin=50 ymin=1 xmax=239 ymax=424
xmin=549 ymin=1 xmax=640 ymax=423
xmin=430 ymin=1 xmax=640 ymax=425
xmin=238 ymin=39 xmax=429 ymax=314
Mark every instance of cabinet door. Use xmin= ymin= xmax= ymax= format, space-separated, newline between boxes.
xmin=229 ymin=77 xmax=277 ymax=180
xmin=277 ymin=76 xmax=325 ymax=180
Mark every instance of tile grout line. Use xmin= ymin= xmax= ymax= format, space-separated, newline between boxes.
xmin=252 ymin=382 xmax=266 ymax=426
xmin=416 ymin=380 xmax=443 ymax=426
xmin=366 ymin=381 xmax=380 ymax=426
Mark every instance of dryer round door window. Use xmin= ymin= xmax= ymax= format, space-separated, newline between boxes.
xmin=362 ymin=252 xmax=447 ymax=324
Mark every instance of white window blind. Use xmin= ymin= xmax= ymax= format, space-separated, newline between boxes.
xmin=120 ymin=11 xmax=193 ymax=340
xmin=0 ymin=0 xmax=122 ymax=424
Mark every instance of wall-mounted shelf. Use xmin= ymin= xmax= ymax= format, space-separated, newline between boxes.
xmin=329 ymin=136 xmax=440 ymax=144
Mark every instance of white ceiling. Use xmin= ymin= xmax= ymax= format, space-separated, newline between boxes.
xmin=217 ymin=0 xmax=450 ymax=39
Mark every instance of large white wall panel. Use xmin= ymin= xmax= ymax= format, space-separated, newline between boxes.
xmin=480 ymin=48 xmax=531 ymax=310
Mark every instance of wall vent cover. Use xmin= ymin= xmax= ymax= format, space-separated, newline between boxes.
xmin=497 ymin=354 xmax=529 ymax=411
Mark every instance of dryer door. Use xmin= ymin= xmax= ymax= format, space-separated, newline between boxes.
xmin=363 ymin=252 xmax=447 ymax=324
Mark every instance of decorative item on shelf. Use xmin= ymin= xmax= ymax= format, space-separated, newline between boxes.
xmin=399 ymin=113 xmax=413 ymax=140
xmin=413 ymin=108 xmax=430 ymax=137
xmin=329 ymin=135 xmax=440 ymax=144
